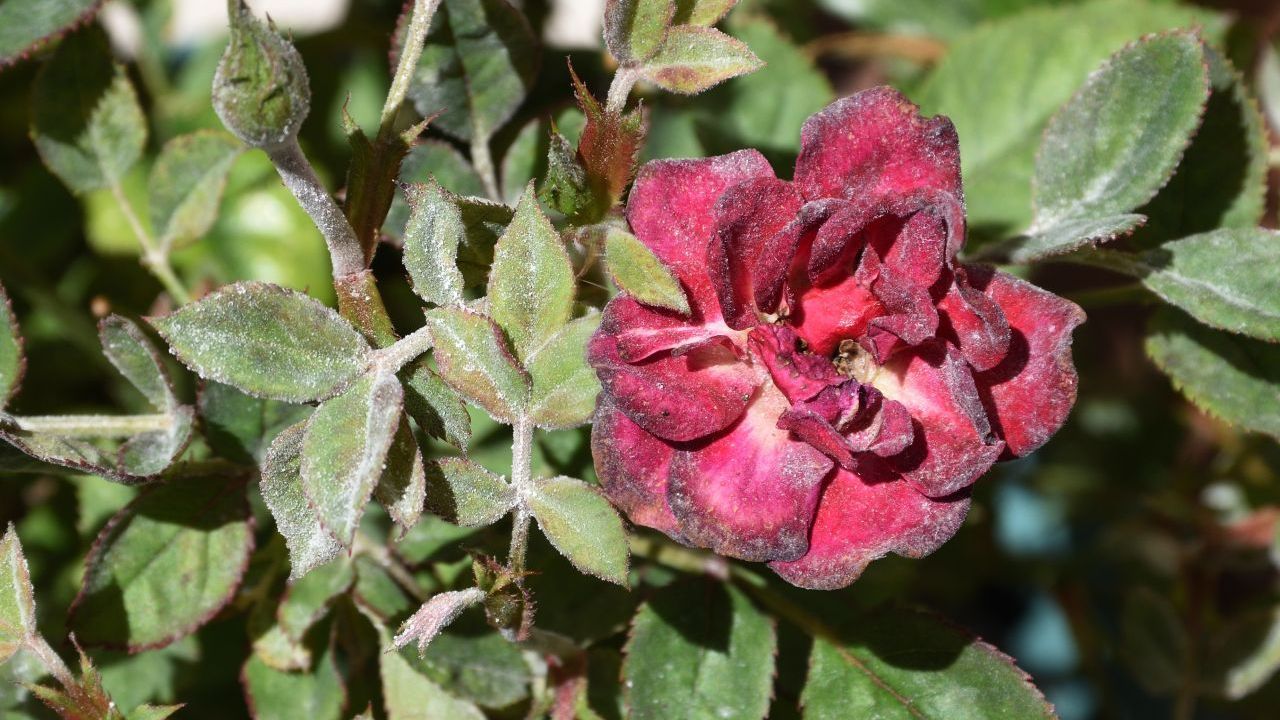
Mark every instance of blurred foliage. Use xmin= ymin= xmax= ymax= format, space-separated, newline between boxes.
xmin=1 ymin=0 xmax=1279 ymax=718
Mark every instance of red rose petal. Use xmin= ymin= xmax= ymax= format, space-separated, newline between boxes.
xmin=753 ymin=198 xmax=847 ymax=314
xmin=709 ymin=177 xmax=802 ymax=329
xmin=769 ymin=467 xmax=971 ymax=590
xmin=592 ymin=397 xmax=683 ymax=539
xmin=667 ymin=381 xmax=835 ymax=562
xmin=794 ymin=86 xmax=961 ymax=205
xmin=748 ymin=324 xmax=842 ymax=404
xmin=628 ymin=150 xmax=776 ymax=316
xmin=589 ymin=298 xmax=757 ymax=443
xmin=876 ymin=343 xmax=1003 ymax=497
xmin=968 ymin=266 xmax=1085 ymax=457
xmin=938 ymin=269 xmax=1012 ymax=373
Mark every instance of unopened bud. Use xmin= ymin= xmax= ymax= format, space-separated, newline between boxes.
xmin=212 ymin=0 xmax=311 ymax=148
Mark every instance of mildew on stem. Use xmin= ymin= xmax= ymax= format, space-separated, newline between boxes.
xmin=380 ymin=0 xmax=444 ymax=139
xmin=507 ymin=416 xmax=534 ymax=574
xmin=265 ymin=137 xmax=366 ymax=279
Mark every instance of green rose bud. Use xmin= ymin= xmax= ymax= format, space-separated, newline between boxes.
xmin=212 ymin=0 xmax=311 ymax=148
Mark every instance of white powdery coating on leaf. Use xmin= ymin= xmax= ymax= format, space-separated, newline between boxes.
xmin=261 ymin=422 xmax=342 ymax=580
xmin=151 ymin=281 xmax=369 ymax=403
xmin=393 ymin=587 xmax=485 ymax=653
xmin=300 ymin=371 xmax=403 ymax=547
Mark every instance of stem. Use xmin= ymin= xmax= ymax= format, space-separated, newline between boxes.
xmin=471 ymin=132 xmax=501 ymax=201
xmin=7 ymin=413 xmax=173 ymax=438
xmin=26 ymin=634 xmax=75 ymax=690
xmin=379 ymin=0 xmax=444 ymax=139
xmin=373 ymin=324 xmax=433 ymax=374
xmin=109 ymin=184 xmax=191 ymax=304
xmin=507 ymin=417 xmax=534 ymax=574
xmin=265 ymin=137 xmax=366 ymax=278
xmin=605 ymin=67 xmax=638 ymax=114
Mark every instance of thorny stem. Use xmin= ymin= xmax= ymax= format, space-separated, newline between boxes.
xmin=605 ymin=67 xmax=639 ymax=114
xmin=6 ymin=413 xmax=173 ymax=438
xmin=507 ymin=417 xmax=535 ymax=574
xmin=471 ymin=131 xmax=502 ymax=201
xmin=26 ymin=634 xmax=75 ymax=690
xmin=265 ymin=137 xmax=366 ymax=279
xmin=108 ymin=183 xmax=191 ymax=304
xmin=379 ymin=0 xmax=443 ymax=140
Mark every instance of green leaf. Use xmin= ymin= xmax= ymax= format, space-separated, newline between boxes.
xmin=353 ymin=555 xmax=415 ymax=623
xmin=604 ymin=227 xmax=689 ymax=315
xmin=0 ymin=314 xmax=196 ymax=482
xmin=1027 ymin=31 xmax=1210 ymax=253
xmin=402 ymin=180 xmax=469 ymax=307
xmin=199 ymin=381 xmax=311 ymax=465
xmin=0 ymin=282 xmax=24 ymax=411
xmin=243 ymin=647 xmax=345 ymax=720
xmin=342 ymin=121 xmax=411 ymax=265
xmin=0 ymin=411 xmax=195 ymax=483
xmin=381 ymin=643 xmax=486 ymax=720
xmin=99 ymin=315 xmax=177 ymax=411
xmin=1145 ymin=308 xmax=1280 ymax=442
xmin=148 ymin=130 xmax=242 ymax=249
xmin=638 ymin=26 xmax=762 ymax=95
xmin=487 ymin=188 xmax=575 ymax=362
xmin=1131 ymin=46 xmax=1269 ymax=245
xmin=394 ymin=516 xmax=479 ymax=566
xmin=801 ymin=606 xmax=1054 ymax=719
xmin=1206 ymin=605 xmax=1280 ymax=700
xmin=261 ymin=422 xmax=343 ymax=581
xmin=300 ymin=371 xmax=403 ymax=547
xmin=402 ymin=0 xmax=540 ymax=142
xmin=127 ymin=704 xmax=182 ymax=720
xmin=993 ymin=214 xmax=1146 ymax=265
xmin=915 ymin=0 xmax=1221 ymax=236
xmin=1120 ymin=587 xmax=1188 ymax=694
xmin=624 ymin=578 xmax=774 ymax=719
xmin=69 ymin=474 xmax=254 ymax=651
xmin=401 ymin=360 xmax=471 ymax=450
xmin=528 ymin=477 xmax=628 ymax=585
xmin=0 ymin=0 xmax=102 ymax=68
xmin=384 ymin=141 xmax=486 ymax=240
xmin=0 ymin=524 xmax=37 ymax=663
xmin=425 ymin=307 xmax=530 ymax=423
xmin=674 ymin=0 xmax=737 ymax=26
xmin=697 ymin=17 xmax=834 ymax=161
xmin=539 ymin=130 xmax=596 ymax=221
xmin=407 ymin=622 xmax=531 ymax=708
xmin=501 ymin=108 xmax=585 ymax=204
xmin=278 ymin=558 xmax=356 ymax=642
xmin=151 ymin=282 xmax=369 ymax=403
xmin=527 ymin=314 xmax=603 ymax=430
xmin=425 ymin=457 xmax=515 ymax=527
xmin=816 ymin=0 xmax=1045 ymax=41
xmin=376 ymin=417 xmax=428 ymax=532
xmin=605 ymin=0 xmax=675 ymax=64
xmin=30 ymin=26 xmax=146 ymax=194
xmin=1094 ymin=229 xmax=1280 ymax=340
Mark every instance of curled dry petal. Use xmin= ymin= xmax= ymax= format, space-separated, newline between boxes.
xmin=588 ymin=87 xmax=1084 ymax=589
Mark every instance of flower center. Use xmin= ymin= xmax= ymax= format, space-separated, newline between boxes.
xmin=832 ymin=339 xmax=879 ymax=384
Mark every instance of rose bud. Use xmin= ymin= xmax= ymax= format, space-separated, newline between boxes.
xmin=212 ymin=0 xmax=311 ymax=149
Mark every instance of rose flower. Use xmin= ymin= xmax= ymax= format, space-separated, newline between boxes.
xmin=588 ymin=87 xmax=1084 ymax=590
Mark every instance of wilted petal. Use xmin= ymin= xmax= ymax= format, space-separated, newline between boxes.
xmin=628 ymin=150 xmax=777 ymax=315
xmin=592 ymin=398 xmax=682 ymax=538
xmin=753 ymin=199 xmax=848 ymax=314
xmin=770 ymin=467 xmax=971 ymax=590
xmin=710 ymin=177 xmax=802 ymax=329
xmin=667 ymin=382 xmax=834 ymax=562
xmin=589 ymin=297 xmax=756 ymax=443
xmin=876 ymin=343 xmax=1003 ymax=497
xmin=938 ymin=269 xmax=1012 ymax=373
xmin=968 ymin=266 xmax=1085 ymax=457
xmin=794 ymin=86 xmax=961 ymax=205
